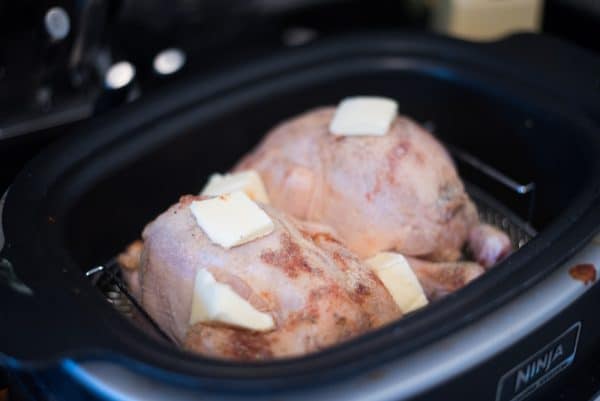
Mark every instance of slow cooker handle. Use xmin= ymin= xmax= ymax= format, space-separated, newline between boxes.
xmin=0 ymin=249 xmax=120 ymax=370
xmin=0 ymin=189 xmax=172 ymax=370
xmin=0 ymin=235 xmax=169 ymax=372
xmin=0 ymin=205 xmax=134 ymax=372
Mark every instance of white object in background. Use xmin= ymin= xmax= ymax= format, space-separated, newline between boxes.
xmin=44 ymin=7 xmax=70 ymax=41
xmin=201 ymin=170 xmax=270 ymax=204
xmin=329 ymin=97 xmax=398 ymax=137
xmin=366 ymin=252 xmax=429 ymax=313
xmin=189 ymin=191 xmax=274 ymax=249
xmin=189 ymin=269 xmax=275 ymax=331
xmin=105 ymin=61 xmax=135 ymax=89
xmin=153 ymin=48 xmax=186 ymax=75
xmin=431 ymin=0 xmax=543 ymax=41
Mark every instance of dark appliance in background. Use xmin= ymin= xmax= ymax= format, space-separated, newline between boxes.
xmin=0 ymin=0 xmax=597 ymax=191
xmin=0 ymin=0 xmax=428 ymax=195
xmin=1 ymin=1 xmax=600 ymax=401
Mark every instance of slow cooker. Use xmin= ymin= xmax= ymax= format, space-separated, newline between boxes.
xmin=1 ymin=3 xmax=600 ymax=401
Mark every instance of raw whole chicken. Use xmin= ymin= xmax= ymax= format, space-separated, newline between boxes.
xmin=116 ymin=103 xmax=516 ymax=360
xmin=121 ymin=195 xmax=401 ymax=360
xmin=235 ymin=107 xmax=511 ymax=265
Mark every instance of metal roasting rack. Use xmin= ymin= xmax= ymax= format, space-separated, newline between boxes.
xmin=86 ymin=258 xmax=173 ymax=343
xmin=85 ymin=146 xmax=538 ymax=343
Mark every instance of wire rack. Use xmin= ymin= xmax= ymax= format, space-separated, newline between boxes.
xmin=87 ymin=258 xmax=173 ymax=342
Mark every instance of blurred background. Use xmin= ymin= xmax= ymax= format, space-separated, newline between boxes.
xmin=1 ymin=0 xmax=599 ymax=197
xmin=1 ymin=1 xmax=600 ymax=398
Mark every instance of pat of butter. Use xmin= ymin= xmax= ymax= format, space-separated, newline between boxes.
xmin=201 ymin=170 xmax=270 ymax=204
xmin=189 ymin=191 xmax=274 ymax=249
xmin=190 ymin=269 xmax=275 ymax=331
xmin=366 ymin=252 xmax=428 ymax=313
xmin=329 ymin=96 xmax=398 ymax=136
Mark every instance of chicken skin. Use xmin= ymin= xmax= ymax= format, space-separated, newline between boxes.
xmin=467 ymin=224 xmax=512 ymax=268
xmin=122 ymin=195 xmax=401 ymax=360
xmin=235 ymin=107 xmax=480 ymax=261
xmin=406 ymin=257 xmax=484 ymax=300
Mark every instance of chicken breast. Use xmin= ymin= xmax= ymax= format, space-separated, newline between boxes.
xmin=235 ymin=107 xmax=479 ymax=261
xmin=125 ymin=195 xmax=401 ymax=360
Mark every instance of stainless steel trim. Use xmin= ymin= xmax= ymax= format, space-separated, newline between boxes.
xmin=448 ymin=145 xmax=536 ymax=196
xmin=70 ymin=235 xmax=600 ymax=401
xmin=85 ymin=265 xmax=105 ymax=277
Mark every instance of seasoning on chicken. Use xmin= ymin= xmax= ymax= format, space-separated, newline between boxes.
xmin=122 ymin=195 xmax=401 ymax=360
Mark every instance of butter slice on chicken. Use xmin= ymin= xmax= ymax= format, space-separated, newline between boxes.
xmin=366 ymin=252 xmax=428 ymax=313
xmin=201 ymin=170 xmax=270 ymax=204
xmin=190 ymin=269 xmax=275 ymax=331
xmin=329 ymin=96 xmax=398 ymax=136
xmin=189 ymin=191 xmax=274 ymax=249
